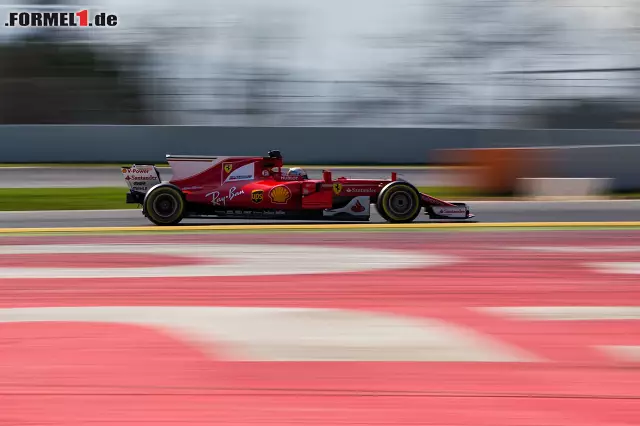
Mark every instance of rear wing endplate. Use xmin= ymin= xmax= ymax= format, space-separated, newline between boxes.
xmin=121 ymin=165 xmax=162 ymax=194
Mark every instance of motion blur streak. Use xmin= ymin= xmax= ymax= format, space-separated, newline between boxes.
xmin=1 ymin=0 xmax=639 ymax=128
xmin=2 ymin=0 xmax=640 ymax=424
xmin=0 ymin=229 xmax=639 ymax=425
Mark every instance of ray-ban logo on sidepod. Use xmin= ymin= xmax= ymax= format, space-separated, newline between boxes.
xmin=5 ymin=8 xmax=118 ymax=28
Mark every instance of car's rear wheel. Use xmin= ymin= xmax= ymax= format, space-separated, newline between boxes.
xmin=376 ymin=181 xmax=421 ymax=223
xmin=143 ymin=185 xmax=185 ymax=226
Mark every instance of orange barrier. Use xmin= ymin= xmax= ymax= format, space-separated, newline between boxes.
xmin=436 ymin=148 xmax=552 ymax=195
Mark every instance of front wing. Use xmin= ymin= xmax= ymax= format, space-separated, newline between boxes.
xmin=421 ymin=193 xmax=474 ymax=220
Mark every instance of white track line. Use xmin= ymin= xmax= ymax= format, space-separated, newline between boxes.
xmin=0 ymin=243 xmax=459 ymax=278
xmin=598 ymin=346 xmax=640 ymax=363
xmin=475 ymin=307 xmax=640 ymax=321
xmin=517 ymin=246 xmax=640 ymax=253
xmin=588 ymin=262 xmax=640 ymax=275
xmin=0 ymin=306 xmax=537 ymax=362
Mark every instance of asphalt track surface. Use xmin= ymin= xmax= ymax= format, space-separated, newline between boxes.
xmin=0 ymin=200 xmax=639 ymax=228
xmin=0 ymin=166 xmax=472 ymax=188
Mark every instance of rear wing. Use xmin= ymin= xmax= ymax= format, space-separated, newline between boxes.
xmin=121 ymin=165 xmax=162 ymax=194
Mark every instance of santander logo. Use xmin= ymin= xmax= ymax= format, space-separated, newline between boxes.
xmin=351 ymin=200 xmax=365 ymax=213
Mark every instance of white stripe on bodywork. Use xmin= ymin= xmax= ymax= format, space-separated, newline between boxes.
xmin=0 ymin=306 xmax=537 ymax=362
xmin=167 ymin=156 xmax=229 ymax=181
xmin=223 ymin=162 xmax=255 ymax=183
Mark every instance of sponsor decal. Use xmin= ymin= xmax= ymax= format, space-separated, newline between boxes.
xmin=126 ymin=167 xmax=153 ymax=174
xmin=333 ymin=183 xmax=343 ymax=195
xmin=227 ymin=175 xmax=253 ymax=180
xmin=223 ymin=163 xmax=233 ymax=174
xmin=228 ymin=174 xmax=252 ymax=181
xmin=262 ymin=170 xmax=270 ymax=177
xmin=271 ymin=167 xmax=280 ymax=173
xmin=280 ymin=174 xmax=304 ymax=181
xmin=269 ymin=185 xmax=292 ymax=204
xmin=251 ymin=190 xmax=264 ymax=204
xmin=437 ymin=207 xmax=466 ymax=215
xmin=323 ymin=196 xmax=370 ymax=217
xmin=182 ymin=186 xmax=203 ymax=191
xmin=351 ymin=200 xmax=365 ymax=213
xmin=224 ymin=162 xmax=255 ymax=183
xmin=205 ymin=186 xmax=245 ymax=206
xmin=123 ymin=165 xmax=158 ymax=188
xmin=125 ymin=176 xmax=155 ymax=181
xmin=346 ymin=187 xmax=377 ymax=193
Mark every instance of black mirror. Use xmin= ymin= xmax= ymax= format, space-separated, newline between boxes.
xmin=268 ymin=150 xmax=282 ymax=159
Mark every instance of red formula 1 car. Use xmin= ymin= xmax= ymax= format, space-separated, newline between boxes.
xmin=121 ymin=150 xmax=474 ymax=226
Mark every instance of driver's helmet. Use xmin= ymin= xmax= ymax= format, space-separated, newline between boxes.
xmin=287 ymin=167 xmax=308 ymax=179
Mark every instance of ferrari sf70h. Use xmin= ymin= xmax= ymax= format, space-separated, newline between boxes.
xmin=121 ymin=150 xmax=474 ymax=226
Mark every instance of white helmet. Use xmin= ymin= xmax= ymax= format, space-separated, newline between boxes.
xmin=287 ymin=167 xmax=308 ymax=179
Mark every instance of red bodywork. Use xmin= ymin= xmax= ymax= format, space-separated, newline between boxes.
xmin=123 ymin=151 xmax=473 ymax=223
xmin=166 ymin=154 xmax=458 ymax=211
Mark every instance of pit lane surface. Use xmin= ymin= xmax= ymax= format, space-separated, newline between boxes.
xmin=0 ymin=200 xmax=639 ymax=228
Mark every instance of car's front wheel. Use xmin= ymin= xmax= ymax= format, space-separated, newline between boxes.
xmin=143 ymin=185 xmax=185 ymax=226
xmin=375 ymin=181 xmax=421 ymax=223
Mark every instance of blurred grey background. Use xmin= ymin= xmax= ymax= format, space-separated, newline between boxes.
xmin=1 ymin=0 xmax=639 ymax=129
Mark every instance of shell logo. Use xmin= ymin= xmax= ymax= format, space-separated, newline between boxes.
xmin=269 ymin=185 xmax=291 ymax=204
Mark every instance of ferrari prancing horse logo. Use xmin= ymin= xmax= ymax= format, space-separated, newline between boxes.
xmin=333 ymin=183 xmax=342 ymax=195
xmin=223 ymin=163 xmax=233 ymax=174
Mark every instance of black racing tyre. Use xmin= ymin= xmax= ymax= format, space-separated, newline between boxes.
xmin=143 ymin=185 xmax=185 ymax=226
xmin=375 ymin=181 xmax=421 ymax=223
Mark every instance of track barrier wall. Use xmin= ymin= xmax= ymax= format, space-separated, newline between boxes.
xmin=1 ymin=125 xmax=639 ymax=192
xmin=0 ymin=125 xmax=638 ymax=163
xmin=437 ymin=145 xmax=640 ymax=193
